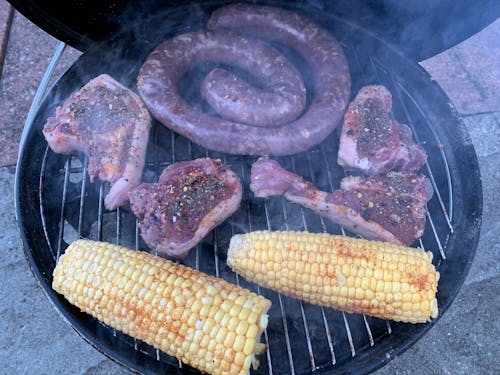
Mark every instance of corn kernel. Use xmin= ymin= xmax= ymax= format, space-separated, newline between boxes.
xmin=246 ymin=324 xmax=258 ymax=338
xmin=227 ymin=316 xmax=239 ymax=331
xmin=229 ymin=304 xmax=242 ymax=317
xmin=200 ymin=334 xmax=210 ymax=348
xmin=202 ymin=318 xmax=215 ymax=334
xmin=193 ymin=330 xmax=203 ymax=344
xmin=220 ymin=314 xmax=231 ymax=327
xmin=248 ymin=312 xmax=258 ymax=324
xmin=215 ymin=328 xmax=227 ymax=344
xmin=224 ymin=331 xmax=236 ymax=348
xmin=384 ymin=283 xmax=392 ymax=293
xmin=243 ymin=338 xmax=256 ymax=355
xmin=234 ymin=352 xmax=245 ymax=366
xmin=244 ymin=355 xmax=253 ymax=370
xmin=412 ymin=293 xmax=421 ymax=303
xmin=236 ymin=321 xmax=249 ymax=336
xmin=402 ymin=293 xmax=412 ymax=303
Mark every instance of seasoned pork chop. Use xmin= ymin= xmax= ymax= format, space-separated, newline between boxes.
xmin=129 ymin=158 xmax=242 ymax=258
xmin=250 ymin=157 xmax=428 ymax=246
xmin=43 ymin=74 xmax=151 ymax=210
xmin=338 ymin=85 xmax=427 ymax=175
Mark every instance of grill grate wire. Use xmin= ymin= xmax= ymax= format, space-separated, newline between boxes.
xmin=35 ymin=37 xmax=455 ymax=374
xmin=365 ymin=54 xmax=454 ymax=256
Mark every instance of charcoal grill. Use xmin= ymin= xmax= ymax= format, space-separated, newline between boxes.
xmin=14 ymin=2 xmax=484 ymax=374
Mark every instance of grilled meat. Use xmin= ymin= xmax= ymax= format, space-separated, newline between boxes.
xmin=338 ymin=85 xmax=427 ymax=175
xmin=137 ymin=3 xmax=350 ymax=156
xmin=129 ymin=158 xmax=242 ymax=258
xmin=329 ymin=173 xmax=428 ymax=246
xmin=250 ymin=157 xmax=428 ymax=246
xmin=43 ymin=74 xmax=151 ymax=210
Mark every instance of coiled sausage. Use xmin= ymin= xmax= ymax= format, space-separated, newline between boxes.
xmin=138 ymin=4 xmax=351 ymax=155
xmin=201 ymin=67 xmax=305 ymax=127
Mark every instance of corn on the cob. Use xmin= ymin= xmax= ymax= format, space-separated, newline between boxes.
xmin=227 ymin=231 xmax=439 ymax=324
xmin=53 ymin=240 xmax=271 ymax=375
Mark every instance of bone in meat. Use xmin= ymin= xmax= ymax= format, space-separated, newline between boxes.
xmin=250 ymin=157 xmax=428 ymax=246
xmin=337 ymin=85 xmax=427 ymax=175
xmin=129 ymin=158 xmax=242 ymax=258
xmin=43 ymin=74 xmax=152 ymax=210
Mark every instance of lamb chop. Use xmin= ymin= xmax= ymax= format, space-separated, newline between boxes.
xmin=337 ymin=85 xmax=427 ymax=175
xmin=129 ymin=158 xmax=242 ymax=258
xmin=250 ymin=157 xmax=428 ymax=246
xmin=43 ymin=74 xmax=151 ymax=210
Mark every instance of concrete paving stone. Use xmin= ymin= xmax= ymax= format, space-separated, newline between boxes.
xmin=462 ymin=113 xmax=500 ymax=157
xmin=421 ymin=18 xmax=500 ymax=115
xmin=492 ymin=112 xmax=500 ymax=127
xmin=464 ymin=152 xmax=500 ymax=286
xmin=0 ymin=9 xmax=80 ymax=168
xmin=420 ymin=50 xmax=482 ymax=114
xmin=0 ymin=167 xmax=117 ymax=374
xmin=83 ymin=360 xmax=126 ymax=375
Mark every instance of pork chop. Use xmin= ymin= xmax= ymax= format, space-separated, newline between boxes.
xmin=337 ymin=85 xmax=427 ymax=175
xmin=43 ymin=74 xmax=151 ymax=210
xmin=250 ymin=157 xmax=428 ymax=246
xmin=129 ymin=158 xmax=242 ymax=258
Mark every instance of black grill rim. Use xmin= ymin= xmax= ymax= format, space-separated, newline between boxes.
xmin=15 ymin=4 xmax=482 ymax=374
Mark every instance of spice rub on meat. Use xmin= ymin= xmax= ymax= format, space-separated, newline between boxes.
xmin=129 ymin=158 xmax=242 ymax=258
xmin=328 ymin=173 xmax=428 ymax=246
xmin=338 ymin=85 xmax=427 ymax=175
xmin=42 ymin=74 xmax=151 ymax=210
xmin=250 ymin=157 xmax=428 ymax=246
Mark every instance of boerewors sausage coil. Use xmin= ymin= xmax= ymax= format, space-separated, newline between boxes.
xmin=137 ymin=3 xmax=351 ymax=156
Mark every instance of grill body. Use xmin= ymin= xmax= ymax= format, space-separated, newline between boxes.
xmin=7 ymin=0 xmax=500 ymax=60
xmin=15 ymin=4 xmax=482 ymax=374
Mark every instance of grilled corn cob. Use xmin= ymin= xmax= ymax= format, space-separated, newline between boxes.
xmin=53 ymin=240 xmax=271 ymax=375
xmin=227 ymin=231 xmax=439 ymax=324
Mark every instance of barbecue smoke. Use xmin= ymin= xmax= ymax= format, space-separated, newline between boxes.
xmin=37 ymin=0 xmax=453 ymax=255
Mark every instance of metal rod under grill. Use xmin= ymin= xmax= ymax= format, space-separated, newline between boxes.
xmin=292 ymin=155 xmax=350 ymax=365
xmin=56 ymin=157 xmax=71 ymax=261
xmin=278 ymin=177 xmax=315 ymax=371
xmin=77 ymin=155 xmax=89 ymax=236
xmin=315 ymin=148 xmax=359 ymax=357
xmin=394 ymin=80 xmax=454 ymax=225
xmin=39 ymin=147 xmax=55 ymax=259
xmin=238 ymin=159 xmax=273 ymax=375
xmin=264 ymin=202 xmax=296 ymax=375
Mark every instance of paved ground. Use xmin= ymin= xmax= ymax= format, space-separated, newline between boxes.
xmin=0 ymin=2 xmax=498 ymax=374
